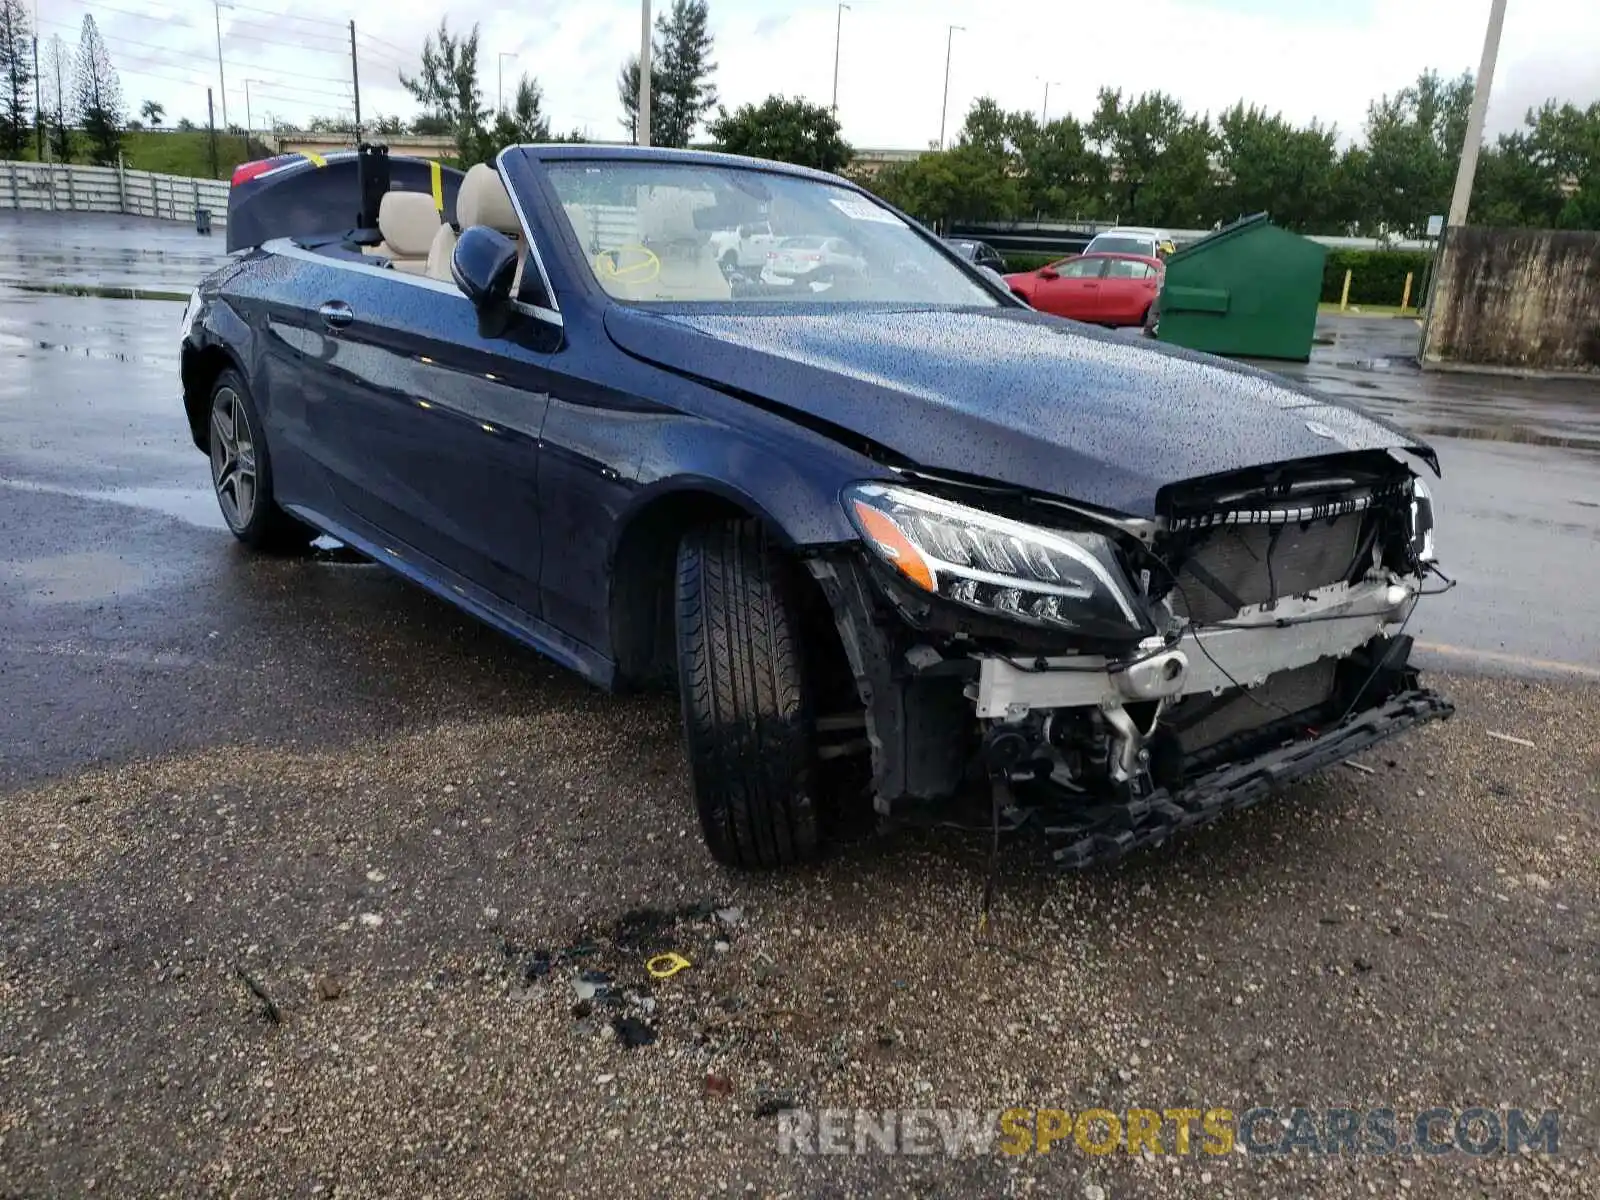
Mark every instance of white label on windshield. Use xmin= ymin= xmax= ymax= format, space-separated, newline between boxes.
xmin=829 ymin=197 xmax=905 ymax=226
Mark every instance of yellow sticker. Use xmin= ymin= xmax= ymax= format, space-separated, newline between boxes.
xmin=302 ymin=151 xmax=327 ymax=168
xmin=429 ymin=159 xmax=444 ymax=214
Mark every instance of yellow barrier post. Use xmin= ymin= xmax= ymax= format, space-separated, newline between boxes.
xmin=1401 ymin=271 xmax=1414 ymax=312
xmin=1340 ymin=269 xmax=1352 ymax=312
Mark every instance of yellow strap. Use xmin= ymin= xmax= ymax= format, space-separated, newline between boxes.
xmin=430 ymin=159 xmax=444 ymax=214
xmin=302 ymin=151 xmax=326 ymax=168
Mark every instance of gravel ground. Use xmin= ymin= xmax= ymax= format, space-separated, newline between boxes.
xmin=1 ymin=664 xmax=1596 ymax=1199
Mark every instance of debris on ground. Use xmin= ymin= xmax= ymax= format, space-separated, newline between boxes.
xmin=1486 ymin=730 xmax=1537 ymax=748
xmin=611 ymin=1016 xmax=657 ymax=1048
xmin=233 ymin=965 xmax=281 ymax=1024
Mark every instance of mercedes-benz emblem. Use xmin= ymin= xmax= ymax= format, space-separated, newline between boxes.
xmin=1304 ymin=420 xmax=1336 ymax=439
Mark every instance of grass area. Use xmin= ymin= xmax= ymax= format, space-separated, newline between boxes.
xmin=14 ymin=130 xmax=271 ymax=179
xmin=1319 ymin=302 xmax=1422 ymax=319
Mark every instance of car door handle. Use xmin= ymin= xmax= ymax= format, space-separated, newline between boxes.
xmin=319 ymin=301 xmax=354 ymax=330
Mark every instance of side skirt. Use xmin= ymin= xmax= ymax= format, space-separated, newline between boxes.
xmin=283 ymin=503 xmax=617 ymax=689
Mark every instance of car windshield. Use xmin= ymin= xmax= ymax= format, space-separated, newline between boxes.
xmin=1091 ymin=236 xmax=1153 ymax=255
xmin=546 ymin=160 xmax=998 ymax=306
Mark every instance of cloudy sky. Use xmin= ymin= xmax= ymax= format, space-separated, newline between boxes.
xmin=38 ymin=0 xmax=1600 ymax=147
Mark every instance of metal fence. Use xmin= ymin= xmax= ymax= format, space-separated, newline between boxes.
xmin=0 ymin=160 xmax=229 ymax=225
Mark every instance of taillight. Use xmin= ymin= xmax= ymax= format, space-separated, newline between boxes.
xmin=230 ymin=155 xmax=294 ymax=186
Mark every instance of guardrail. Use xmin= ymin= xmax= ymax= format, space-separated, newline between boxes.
xmin=1 ymin=160 xmax=229 ymax=225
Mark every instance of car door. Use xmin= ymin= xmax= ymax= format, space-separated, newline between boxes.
xmin=1032 ymin=256 xmax=1107 ymax=320
xmin=293 ymin=257 xmax=556 ymax=617
xmin=1099 ymin=258 xmax=1158 ymax=325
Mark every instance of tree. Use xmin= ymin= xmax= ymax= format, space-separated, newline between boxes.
xmin=619 ymin=0 xmax=717 ymax=148
xmin=369 ymin=113 xmax=405 ymax=136
xmin=1088 ymin=88 xmax=1215 ymax=227
xmin=708 ymin=95 xmax=851 ymax=172
xmin=486 ymin=73 xmax=550 ymax=154
xmin=399 ymin=18 xmax=487 ymax=164
xmin=1213 ymin=103 xmax=1340 ymax=231
xmin=865 ymin=143 xmax=1021 ymax=228
xmin=1355 ymin=69 xmax=1473 ymax=235
xmin=616 ymin=56 xmax=666 ymax=145
xmin=72 ymin=15 xmax=123 ymax=165
xmin=954 ymin=100 xmax=1105 ymax=219
xmin=140 ymin=98 xmax=164 ymax=127
xmin=0 ymin=0 xmax=32 ymax=159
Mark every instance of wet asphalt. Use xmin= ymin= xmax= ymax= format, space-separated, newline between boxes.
xmin=1 ymin=210 xmax=1597 ymax=1198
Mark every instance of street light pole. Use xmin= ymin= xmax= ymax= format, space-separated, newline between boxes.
xmin=831 ymin=2 xmax=850 ymax=113
xmin=1445 ymin=0 xmax=1509 ymax=228
xmin=212 ymin=0 xmax=230 ymax=129
xmin=637 ymin=0 xmax=652 ymax=146
xmin=938 ymin=24 xmax=963 ymax=149
xmin=498 ymin=52 xmax=516 ymax=115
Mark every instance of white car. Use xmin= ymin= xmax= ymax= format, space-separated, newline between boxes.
xmin=1084 ymin=227 xmax=1176 ymax=258
xmin=764 ymin=236 xmax=868 ymax=283
xmin=709 ymin=221 xmax=781 ymax=271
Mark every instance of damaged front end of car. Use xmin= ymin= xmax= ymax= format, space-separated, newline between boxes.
xmin=807 ymin=451 xmax=1453 ymax=868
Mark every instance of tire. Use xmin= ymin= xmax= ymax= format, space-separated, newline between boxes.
xmin=720 ymin=251 xmax=739 ymax=275
xmin=207 ymin=368 xmax=313 ymax=553
xmin=674 ymin=519 xmax=822 ymax=869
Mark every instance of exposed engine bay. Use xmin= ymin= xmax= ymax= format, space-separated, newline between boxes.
xmin=808 ymin=450 xmax=1453 ymax=868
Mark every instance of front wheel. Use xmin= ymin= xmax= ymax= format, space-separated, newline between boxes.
xmin=674 ymin=519 xmax=823 ymax=869
xmin=208 ymin=369 xmax=312 ymax=552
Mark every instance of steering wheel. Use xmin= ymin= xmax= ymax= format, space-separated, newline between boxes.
xmin=595 ymin=244 xmax=661 ymax=285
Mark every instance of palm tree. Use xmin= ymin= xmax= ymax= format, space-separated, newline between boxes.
xmin=140 ymin=99 xmax=165 ymax=128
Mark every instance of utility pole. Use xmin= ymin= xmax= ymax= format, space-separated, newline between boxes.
xmin=938 ymin=24 xmax=963 ymax=149
xmin=349 ymin=21 xmax=362 ymax=141
xmin=244 ymin=79 xmax=252 ymax=141
xmin=1040 ymin=79 xmax=1059 ymax=124
xmin=207 ymin=87 xmax=218 ymax=178
xmin=831 ymin=2 xmax=850 ymax=113
xmin=212 ymin=0 xmax=229 ymax=129
xmin=32 ymin=33 xmax=43 ymax=158
xmin=498 ymin=52 xmax=516 ymax=115
xmin=636 ymin=0 xmax=651 ymax=146
xmin=1446 ymin=0 xmax=1508 ymax=228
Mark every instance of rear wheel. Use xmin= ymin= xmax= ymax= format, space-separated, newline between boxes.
xmin=674 ymin=519 xmax=823 ymax=869
xmin=208 ymin=369 xmax=313 ymax=553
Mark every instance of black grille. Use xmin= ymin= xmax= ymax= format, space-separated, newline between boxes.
xmin=1165 ymin=659 xmax=1338 ymax=756
xmin=1167 ymin=516 xmax=1361 ymax=625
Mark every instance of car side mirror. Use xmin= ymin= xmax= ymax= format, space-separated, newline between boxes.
xmin=1038 ymin=267 xmax=1058 ymax=281
xmin=452 ymin=225 xmax=518 ymax=311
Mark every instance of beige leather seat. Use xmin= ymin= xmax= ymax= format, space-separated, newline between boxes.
xmin=608 ymin=189 xmax=730 ymax=302
xmin=424 ymin=221 xmax=457 ymax=282
xmin=370 ymin=190 xmax=439 ymax=274
xmin=432 ymin=163 xmax=530 ymax=291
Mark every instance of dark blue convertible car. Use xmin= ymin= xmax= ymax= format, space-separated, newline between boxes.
xmin=180 ymin=143 xmax=1450 ymax=870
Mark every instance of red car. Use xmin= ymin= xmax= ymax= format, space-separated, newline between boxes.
xmin=1003 ymin=252 xmax=1164 ymax=328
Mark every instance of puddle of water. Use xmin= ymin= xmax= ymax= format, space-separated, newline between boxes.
xmin=1414 ymin=424 xmax=1600 ymax=454
xmin=8 ymin=281 xmax=189 ymax=302
xmin=0 ymin=478 xmax=226 ymax=528
xmin=1 ymin=551 xmax=155 ymax=604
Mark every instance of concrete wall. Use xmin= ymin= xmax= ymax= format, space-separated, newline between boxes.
xmin=1 ymin=160 xmax=229 ymax=225
xmin=1422 ymin=227 xmax=1600 ymax=374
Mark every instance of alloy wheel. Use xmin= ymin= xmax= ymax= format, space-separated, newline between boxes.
xmin=210 ymin=386 xmax=257 ymax=530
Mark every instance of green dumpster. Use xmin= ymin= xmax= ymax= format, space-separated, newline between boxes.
xmin=1155 ymin=213 xmax=1326 ymax=361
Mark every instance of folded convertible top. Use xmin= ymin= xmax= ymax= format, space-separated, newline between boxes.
xmin=226 ymin=143 xmax=465 ymax=253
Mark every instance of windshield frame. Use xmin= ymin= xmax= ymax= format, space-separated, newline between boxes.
xmin=516 ymin=146 xmax=1019 ymax=313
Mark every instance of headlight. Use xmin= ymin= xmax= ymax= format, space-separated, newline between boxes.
xmin=844 ymin=483 xmax=1150 ymax=638
xmin=1410 ymin=477 xmax=1437 ymax=564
